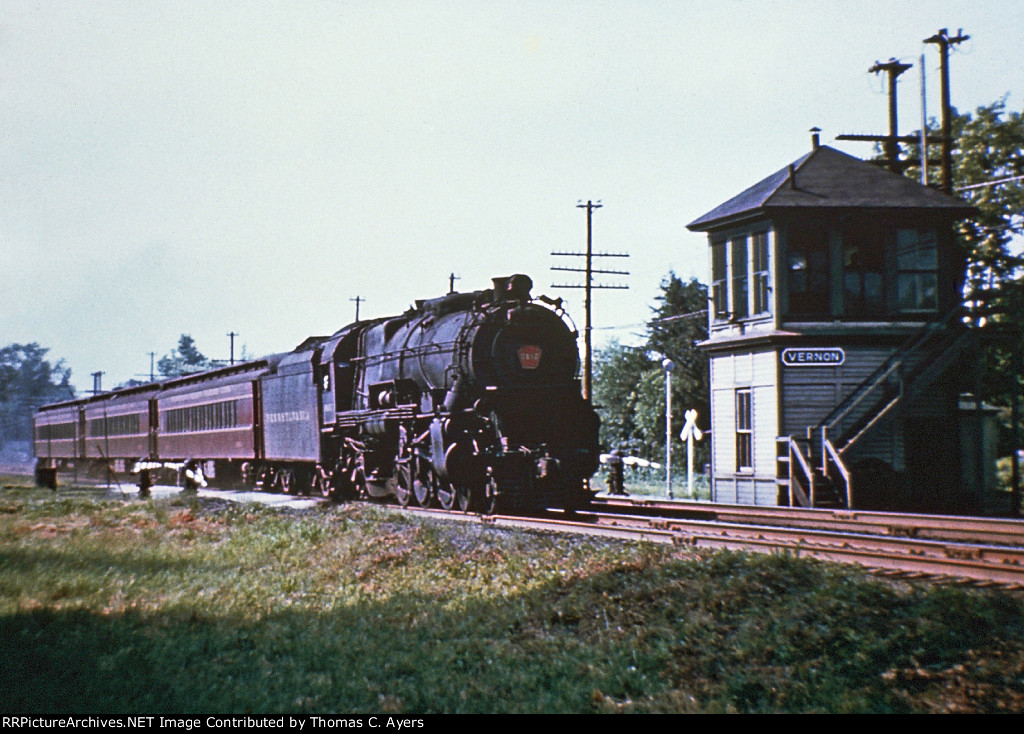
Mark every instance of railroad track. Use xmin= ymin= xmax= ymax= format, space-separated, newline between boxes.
xmin=593 ymin=495 xmax=1024 ymax=547
xmin=26 ymin=475 xmax=1024 ymax=589
xmin=399 ymin=501 xmax=1024 ymax=590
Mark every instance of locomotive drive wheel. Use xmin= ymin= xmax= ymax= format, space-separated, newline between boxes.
xmin=436 ymin=479 xmax=456 ymax=511
xmin=394 ymin=464 xmax=413 ymax=508
xmin=412 ymin=461 xmax=434 ymax=508
xmin=332 ymin=455 xmax=367 ymax=501
xmin=455 ymin=483 xmax=482 ymax=513
xmin=483 ymin=476 xmax=500 ymax=515
xmin=353 ymin=467 xmax=370 ymax=501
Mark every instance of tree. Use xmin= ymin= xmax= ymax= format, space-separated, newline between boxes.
xmin=157 ymin=335 xmax=211 ymax=378
xmin=647 ymin=274 xmax=710 ymax=422
xmin=901 ymin=99 xmax=1024 ymax=500
xmin=592 ymin=273 xmax=710 ymax=467
xmin=900 ymin=99 xmax=1024 ymax=315
xmin=592 ymin=340 xmax=656 ymax=455
xmin=0 ymin=343 xmax=75 ymax=449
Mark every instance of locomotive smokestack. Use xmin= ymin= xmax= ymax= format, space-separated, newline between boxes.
xmin=491 ymin=277 xmax=510 ymax=298
xmin=492 ymin=274 xmax=533 ymax=302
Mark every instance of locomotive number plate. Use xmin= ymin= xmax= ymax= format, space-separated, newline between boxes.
xmin=518 ymin=345 xmax=542 ymax=370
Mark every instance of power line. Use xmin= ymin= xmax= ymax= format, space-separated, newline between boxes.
xmin=955 ymin=174 xmax=1024 ymax=192
xmin=650 ymin=309 xmax=708 ymax=325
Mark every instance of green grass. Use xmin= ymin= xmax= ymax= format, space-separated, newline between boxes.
xmin=1 ymin=480 xmax=1022 ymax=714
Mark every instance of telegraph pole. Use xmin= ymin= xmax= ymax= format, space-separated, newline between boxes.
xmin=875 ymin=58 xmax=913 ymax=171
xmin=227 ymin=332 xmax=239 ymax=365
xmin=920 ymin=53 xmax=929 ymax=186
xmin=838 ymin=58 xmax=919 ymax=173
xmin=351 ymin=296 xmax=364 ymax=321
xmin=924 ymin=28 xmax=969 ymax=194
xmin=663 ymin=359 xmax=674 ymax=498
xmin=552 ymin=200 xmax=629 ymax=401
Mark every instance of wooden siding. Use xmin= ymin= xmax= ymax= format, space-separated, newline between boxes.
xmin=709 ymin=349 xmax=779 ymax=506
xmin=780 ymin=344 xmax=894 ymax=436
xmin=846 ymin=421 xmax=903 ymax=471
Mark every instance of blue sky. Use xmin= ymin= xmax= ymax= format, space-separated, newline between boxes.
xmin=3 ymin=1 xmax=1023 ymax=392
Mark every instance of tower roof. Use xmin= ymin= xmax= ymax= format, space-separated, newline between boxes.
xmin=686 ymin=145 xmax=976 ymax=231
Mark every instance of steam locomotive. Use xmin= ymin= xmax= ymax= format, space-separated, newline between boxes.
xmin=33 ymin=275 xmax=601 ymax=513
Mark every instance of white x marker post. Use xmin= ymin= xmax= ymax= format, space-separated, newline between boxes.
xmin=680 ymin=409 xmax=703 ymax=498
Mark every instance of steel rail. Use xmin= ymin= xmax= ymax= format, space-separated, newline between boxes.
xmin=398 ymin=505 xmax=1024 ymax=589
xmin=592 ymin=496 xmax=1024 ymax=547
xmin=48 ymin=478 xmax=1024 ymax=589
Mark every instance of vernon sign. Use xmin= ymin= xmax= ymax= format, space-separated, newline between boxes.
xmin=781 ymin=347 xmax=845 ymax=366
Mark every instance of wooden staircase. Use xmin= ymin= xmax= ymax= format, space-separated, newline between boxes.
xmin=777 ymin=309 xmax=977 ymax=508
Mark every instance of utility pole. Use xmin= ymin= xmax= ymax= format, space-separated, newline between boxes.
xmin=874 ymin=58 xmax=913 ymax=171
xmin=920 ymin=53 xmax=929 ymax=186
xmin=350 ymin=296 xmax=364 ymax=321
xmin=449 ymin=273 xmax=460 ymax=294
xmin=838 ymin=58 xmax=924 ymax=173
xmin=227 ymin=332 xmax=239 ymax=365
xmin=135 ymin=353 xmax=157 ymax=383
xmin=663 ymin=359 xmax=674 ymax=499
xmin=924 ymin=28 xmax=969 ymax=194
xmin=551 ymin=200 xmax=629 ymax=401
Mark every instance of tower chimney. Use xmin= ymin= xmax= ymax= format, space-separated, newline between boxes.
xmin=810 ymin=126 xmax=821 ymax=149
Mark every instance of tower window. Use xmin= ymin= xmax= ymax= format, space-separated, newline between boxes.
xmin=736 ymin=388 xmax=752 ymax=471
xmin=711 ymin=240 xmax=728 ymax=319
xmin=788 ymin=228 xmax=829 ymax=317
xmin=731 ymin=236 xmax=749 ymax=319
xmin=842 ymin=230 xmax=886 ymax=319
xmin=752 ymin=232 xmax=770 ymax=314
xmin=896 ymin=229 xmax=938 ymax=313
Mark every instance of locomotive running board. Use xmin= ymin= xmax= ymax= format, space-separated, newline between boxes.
xmin=334 ymin=405 xmax=417 ymax=429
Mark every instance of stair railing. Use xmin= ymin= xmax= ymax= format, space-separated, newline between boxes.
xmin=817 ymin=306 xmax=966 ymax=452
xmin=785 ymin=435 xmax=815 ymax=507
xmin=821 ymin=432 xmax=852 ymax=508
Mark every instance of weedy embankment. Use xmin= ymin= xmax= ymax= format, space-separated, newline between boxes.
xmin=1 ymin=477 xmax=1022 ymax=714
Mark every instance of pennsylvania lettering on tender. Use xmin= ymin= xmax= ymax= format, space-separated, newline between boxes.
xmin=266 ymin=411 xmax=311 ymax=424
